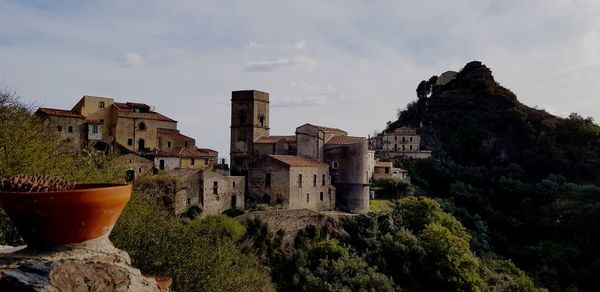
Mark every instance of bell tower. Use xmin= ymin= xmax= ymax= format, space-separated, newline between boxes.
xmin=230 ymin=90 xmax=270 ymax=176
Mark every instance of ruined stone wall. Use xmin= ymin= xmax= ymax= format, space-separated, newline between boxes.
xmin=200 ymin=170 xmax=245 ymax=215
xmin=248 ymin=158 xmax=290 ymax=206
xmin=42 ymin=116 xmax=85 ymax=147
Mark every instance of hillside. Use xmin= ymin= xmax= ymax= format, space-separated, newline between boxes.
xmin=392 ymin=61 xmax=600 ymax=184
xmin=389 ymin=61 xmax=600 ymax=291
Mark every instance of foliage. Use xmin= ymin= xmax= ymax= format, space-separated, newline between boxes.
xmin=111 ymin=192 xmax=274 ymax=292
xmin=371 ymin=178 xmax=412 ymax=200
xmin=388 ymin=62 xmax=600 ymax=291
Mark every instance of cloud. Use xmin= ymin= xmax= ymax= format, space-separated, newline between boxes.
xmin=271 ymin=96 xmax=327 ymax=108
xmin=124 ymin=52 xmax=144 ymax=67
xmin=243 ymin=39 xmax=307 ymax=50
xmin=243 ymin=56 xmax=317 ymax=72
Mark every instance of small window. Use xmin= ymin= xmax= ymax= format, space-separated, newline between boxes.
xmin=331 ymin=161 xmax=339 ymax=169
xmin=99 ymin=101 xmax=105 ymax=108
xmin=68 ymin=126 xmax=73 ymax=133
xmin=57 ymin=125 xmax=63 ymax=132
xmin=191 ymin=158 xmax=195 ymax=165
xmin=233 ymin=181 xmax=236 ymax=187
xmin=128 ymin=138 xmax=133 ymax=146
xmin=320 ymin=192 xmax=324 ymax=201
xmin=213 ymin=181 xmax=218 ymax=195
xmin=138 ymin=122 xmax=146 ymax=130
xmin=322 ymin=174 xmax=326 ymax=186
xmin=265 ymin=173 xmax=271 ymax=187
xmin=186 ymin=198 xmax=191 ymax=206
xmin=204 ymin=158 xmax=209 ymax=165
xmin=258 ymin=114 xmax=265 ymax=127
xmin=134 ymin=108 xmax=141 ymax=113
xmin=92 ymin=125 xmax=98 ymax=134
xmin=167 ymin=141 xmax=172 ymax=148
xmin=410 ymin=137 xmax=413 ymax=142
xmin=394 ymin=136 xmax=397 ymax=141
xmin=313 ymin=175 xmax=317 ymax=187
xmin=185 ymin=142 xmax=188 ymax=147
xmin=298 ymin=174 xmax=303 ymax=187
xmin=306 ymin=193 xmax=310 ymax=203
xmin=410 ymin=145 xmax=413 ymax=150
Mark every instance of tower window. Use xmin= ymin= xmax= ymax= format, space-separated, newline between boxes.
xmin=99 ymin=101 xmax=105 ymax=108
xmin=306 ymin=193 xmax=310 ymax=203
xmin=322 ymin=174 xmax=326 ymax=186
xmin=138 ymin=122 xmax=146 ymax=130
xmin=258 ymin=114 xmax=265 ymax=127
xmin=320 ymin=192 xmax=324 ymax=201
xmin=331 ymin=161 xmax=339 ymax=169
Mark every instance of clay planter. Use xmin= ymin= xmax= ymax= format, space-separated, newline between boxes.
xmin=0 ymin=183 xmax=131 ymax=247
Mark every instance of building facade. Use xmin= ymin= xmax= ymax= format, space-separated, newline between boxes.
xmin=369 ymin=126 xmax=432 ymax=159
xmin=230 ymin=90 xmax=370 ymax=213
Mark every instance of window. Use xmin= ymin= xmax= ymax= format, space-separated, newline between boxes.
xmin=394 ymin=136 xmax=397 ymax=141
xmin=167 ymin=141 xmax=172 ymax=148
xmin=233 ymin=181 xmax=236 ymax=187
xmin=99 ymin=101 xmax=105 ymax=108
xmin=159 ymin=159 xmax=165 ymax=170
xmin=402 ymin=136 xmax=406 ymax=142
xmin=265 ymin=173 xmax=271 ymax=187
xmin=410 ymin=137 xmax=413 ymax=142
xmin=320 ymin=192 xmax=324 ymax=201
xmin=128 ymin=138 xmax=133 ymax=146
xmin=57 ymin=125 xmax=63 ymax=132
xmin=186 ymin=198 xmax=191 ymax=206
xmin=258 ymin=114 xmax=265 ymax=127
xmin=385 ymin=167 xmax=390 ymax=174
xmin=409 ymin=145 xmax=413 ymax=150
xmin=331 ymin=161 xmax=339 ymax=169
xmin=134 ymin=108 xmax=141 ymax=113
xmin=298 ymin=174 xmax=303 ymax=187
xmin=204 ymin=158 xmax=209 ymax=165
xmin=313 ymin=175 xmax=317 ymax=187
xmin=92 ymin=125 xmax=98 ymax=134
xmin=138 ymin=122 xmax=146 ymax=130
xmin=213 ymin=181 xmax=218 ymax=195
xmin=68 ymin=126 xmax=73 ymax=133
xmin=184 ymin=142 xmax=188 ymax=147
xmin=322 ymin=174 xmax=326 ymax=186
xmin=306 ymin=193 xmax=310 ymax=203
xmin=191 ymin=158 xmax=195 ymax=165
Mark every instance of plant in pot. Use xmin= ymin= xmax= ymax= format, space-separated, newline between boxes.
xmin=0 ymin=175 xmax=131 ymax=248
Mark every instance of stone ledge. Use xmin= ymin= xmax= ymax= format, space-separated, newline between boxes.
xmin=0 ymin=238 xmax=166 ymax=291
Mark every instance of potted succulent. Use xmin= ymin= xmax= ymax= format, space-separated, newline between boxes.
xmin=0 ymin=175 xmax=131 ymax=247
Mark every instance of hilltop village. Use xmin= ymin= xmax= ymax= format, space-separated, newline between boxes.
xmin=35 ymin=90 xmax=431 ymax=216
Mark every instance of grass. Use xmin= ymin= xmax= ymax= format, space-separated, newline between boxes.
xmin=370 ymin=199 xmax=393 ymax=212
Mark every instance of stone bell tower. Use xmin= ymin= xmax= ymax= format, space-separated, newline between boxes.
xmin=230 ymin=90 xmax=270 ymax=176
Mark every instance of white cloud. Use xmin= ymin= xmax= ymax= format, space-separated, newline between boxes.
xmin=243 ymin=39 xmax=307 ymax=50
xmin=271 ymin=96 xmax=327 ymax=108
xmin=243 ymin=56 xmax=317 ymax=72
xmin=124 ymin=52 xmax=144 ymax=67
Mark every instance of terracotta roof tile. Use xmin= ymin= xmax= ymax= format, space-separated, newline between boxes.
xmin=157 ymin=129 xmax=195 ymax=141
xmin=155 ymin=112 xmax=177 ymax=122
xmin=326 ymin=135 xmax=364 ymax=145
xmin=36 ymin=108 xmax=84 ymax=119
xmin=270 ymin=155 xmax=328 ymax=168
xmin=155 ymin=147 xmax=217 ymax=158
xmin=254 ymin=135 xmax=297 ymax=144
xmin=309 ymin=124 xmax=347 ymax=135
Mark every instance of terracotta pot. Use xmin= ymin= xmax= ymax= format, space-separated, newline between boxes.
xmin=0 ymin=183 xmax=131 ymax=247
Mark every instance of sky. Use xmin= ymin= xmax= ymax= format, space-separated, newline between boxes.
xmin=1 ymin=0 xmax=600 ymax=157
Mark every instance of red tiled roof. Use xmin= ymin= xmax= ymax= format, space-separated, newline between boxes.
xmin=310 ymin=124 xmax=347 ymax=135
xmin=375 ymin=161 xmax=393 ymax=167
xmin=326 ymin=135 xmax=364 ymax=145
xmin=157 ymin=129 xmax=195 ymax=141
xmin=36 ymin=107 xmax=84 ymax=119
xmin=254 ymin=135 xmax=296 ymax=144
xmin=155 ymin=147 xmax=217 ymax=158
xmin=155 ymin=112 xmax=177 ymax=122
xmin=270 ymin=155 xmax=328 ymax=168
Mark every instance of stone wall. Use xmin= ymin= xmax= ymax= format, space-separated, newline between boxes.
xmin=324 ymin=139 xmax=369 ymax=212
xmin=42 ymin=116 xmax=85 ymax=147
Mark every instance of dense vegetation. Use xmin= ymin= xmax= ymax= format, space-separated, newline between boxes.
xmin=387 ymin=61 xmax=600 ymax=291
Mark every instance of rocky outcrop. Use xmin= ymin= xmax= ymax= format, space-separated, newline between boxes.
xmin=0 ymin=238 xmax=166 ymax=291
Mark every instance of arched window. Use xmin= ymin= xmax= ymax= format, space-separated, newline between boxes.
xmin=99 ymin=101 xmax=105 ymax=108
xmin=138 ymin=122 xmax=146 ymax=130
xmin=258 ymin=114 xmax=265 ymax=127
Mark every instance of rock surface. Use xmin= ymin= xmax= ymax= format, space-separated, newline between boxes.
xmin=0 ymin=238 xmax=164 ymax=291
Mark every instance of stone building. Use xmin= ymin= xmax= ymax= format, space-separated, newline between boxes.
xmin=167 ymin=168 xmax=245 ymax=216
xmin=369 ymin=126 xmax=432 ymax=159
xmin=248 ymin=155 xmax=335 ymax=211
xmin=112 ymin=153 xmax=154 ymax=181
xmin=230 ymin=90 xmax=370 ymax=213
xmin=35 ymin=108 xmax=86 ymax=147
xmin=372 ymin=161 xmax=409 ymax=181
xmin=154 ymin=147 xmax=218 ymax=171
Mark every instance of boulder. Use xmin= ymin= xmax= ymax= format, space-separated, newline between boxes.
xmin=0 ymin=238 xmax=166 ymax=291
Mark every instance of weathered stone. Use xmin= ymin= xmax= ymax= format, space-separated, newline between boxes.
xmin=0 ymin=239 xmax=165 ymax=291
